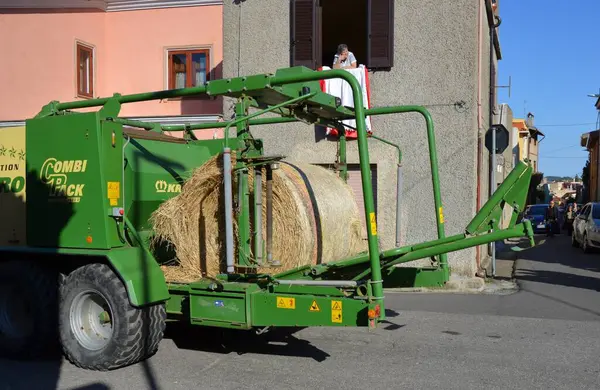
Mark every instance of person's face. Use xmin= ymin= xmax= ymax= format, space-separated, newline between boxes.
xmin=339 ymin=49 xmax=348 ymax=60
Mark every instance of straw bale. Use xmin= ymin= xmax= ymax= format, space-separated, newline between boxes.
xmin=150 ymin=152 xmax=367 ymax=283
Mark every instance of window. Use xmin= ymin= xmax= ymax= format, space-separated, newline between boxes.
xmin=290 ymin=0 xmax=394 ymax=70
xmin=76 ymin=42 xmax=94 ymax=98
xmin=167 ymin=49 xmax=210 ymax=89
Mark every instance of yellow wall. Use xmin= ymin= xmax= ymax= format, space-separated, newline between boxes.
xmin=0 ymin=126 xmax=26 ymax=246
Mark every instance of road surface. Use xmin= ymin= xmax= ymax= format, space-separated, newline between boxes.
xmin=1 ymin=234 xmax=599 ymax=390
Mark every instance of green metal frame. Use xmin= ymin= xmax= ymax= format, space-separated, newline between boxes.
xmin=5 ymin=65 xmax=535 ymax=329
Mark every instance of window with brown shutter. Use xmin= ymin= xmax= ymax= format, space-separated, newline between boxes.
xmin=290 ymin=0 xmax=320 ymax=69
xmin=290 ymin=0 xmax=394 ymax=70
xmin=367 ymin=0 xmax=394 ymax=68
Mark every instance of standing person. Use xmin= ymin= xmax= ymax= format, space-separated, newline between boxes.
xmin=333 ymin=44 xmax=357 ymax=69
xmin=546 ymin=200 xmax=558 ymax=237
xmin=564 ymin=203 xmax=575 ymax=236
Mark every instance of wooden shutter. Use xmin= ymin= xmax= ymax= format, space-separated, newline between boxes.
xmin=290 ymin=0 xmax=319 ymax=69
xmin=367 ymin=0 xmax=394 ymax=68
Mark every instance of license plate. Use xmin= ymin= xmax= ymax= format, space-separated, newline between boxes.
xmin=537 ymin=224 xmax=545 ymax=228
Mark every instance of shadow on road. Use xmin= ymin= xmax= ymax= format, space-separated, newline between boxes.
xmin=506 ymin=233 xmax=600 ymax=319
xmin=512 ymin=233 xmax=600 ymax=291
xmin=517 ymin=268 xmax=600 ymax=292
xmin=164 ymin=322 xmax=331 ymax=362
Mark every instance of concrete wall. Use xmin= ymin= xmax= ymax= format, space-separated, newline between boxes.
xmin=0 ymin=5 xmax=223 ymax=120
xmin=223 ymin=0 xmax=499 ymax=277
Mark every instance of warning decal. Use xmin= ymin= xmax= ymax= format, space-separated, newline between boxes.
xmin=309 ymin=300 xmax=320 ymax=312
xmin=276 ymin=297 xmax=296 ymax=309
xmin=369 ymin=212 xmax=377 ymax=235
xmin=331 ymin=300 xmax=342 ymax=323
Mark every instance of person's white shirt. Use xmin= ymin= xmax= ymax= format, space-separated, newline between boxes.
xmin=333 ymin=51 xmax=357 ymax=69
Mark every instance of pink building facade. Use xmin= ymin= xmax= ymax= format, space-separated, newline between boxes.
xmin=0 ymin=0 xmax=224 ymax=137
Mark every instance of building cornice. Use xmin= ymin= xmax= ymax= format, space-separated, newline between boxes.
xmin=0 ymin=0 xmax=223 ymax=12
xmin=106 ymin=1 xmax=223 ymax=12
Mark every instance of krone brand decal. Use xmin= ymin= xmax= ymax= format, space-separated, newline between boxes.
xmin=155 ymin=180 xmax=181 ymax=193
xmin=41 ymin=158 xmax=88 ymax=202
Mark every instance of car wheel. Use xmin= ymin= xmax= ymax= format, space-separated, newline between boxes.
xmin=582 ymin=232 xmax=591 ymax=254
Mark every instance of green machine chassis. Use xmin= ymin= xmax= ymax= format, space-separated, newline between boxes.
xmin=1 ymin=66 xmax=534 ymax=346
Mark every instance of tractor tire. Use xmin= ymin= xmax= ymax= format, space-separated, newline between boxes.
xmin=0 ymin=260 xmax=62 ymax=360
xmin=58 ymin=263 xmax=166 ymax=371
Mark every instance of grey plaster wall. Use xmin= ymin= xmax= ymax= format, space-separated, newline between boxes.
xmin=223 ymin=0 xmax=498 ymax=277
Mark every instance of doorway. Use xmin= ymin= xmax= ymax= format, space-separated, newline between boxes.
xmin=320 ymin=0 xmax=368 ymax=68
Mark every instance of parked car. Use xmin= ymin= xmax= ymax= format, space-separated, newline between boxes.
xmin=571 ymin=202 xmax=600 ymax=253
xmin=523 ymin=204 xmax=550 ymax=234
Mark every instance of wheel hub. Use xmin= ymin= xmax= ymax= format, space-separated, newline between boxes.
xmin=70 ymin=290 xmax=114 ymax=351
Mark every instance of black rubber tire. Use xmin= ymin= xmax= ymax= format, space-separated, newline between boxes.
xmin=582 ymin=233 xmax=592 ymax=254
xmin=58 ymin=263 xmax=166 ymax=371
xmin=0 ymin=260 xmax=62 ymax=360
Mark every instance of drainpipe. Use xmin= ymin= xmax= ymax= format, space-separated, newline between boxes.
xmin=488 ymin=9 xmax=502 ymax=277
xmin=475 ymin=0 xmax=484 ymax=274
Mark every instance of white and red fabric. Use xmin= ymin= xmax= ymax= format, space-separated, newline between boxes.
xmin=317 ymin=65 xmax=373 ymax=139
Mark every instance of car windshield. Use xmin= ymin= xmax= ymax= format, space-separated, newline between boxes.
xmin=528 ymin=206 xmax=547 ymax=216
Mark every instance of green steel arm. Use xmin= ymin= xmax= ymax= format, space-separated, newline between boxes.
xmin=275 ymin=156 xmax=534 ymax=281
xmin=268 ymin=69 xmax=384 ymax=310
xmin=222 ymin=91 xmax=317 ymax=148
xmin=466 ymin=159 xmax=532 ymax=234
xmin=363 ymin=105 xmax=448 ymax=279
xmin=162 ymin=116 xmax=297 ymax=132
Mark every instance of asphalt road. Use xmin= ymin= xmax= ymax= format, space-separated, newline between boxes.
xmin=1 ymin=234 xmax=599 ymax=390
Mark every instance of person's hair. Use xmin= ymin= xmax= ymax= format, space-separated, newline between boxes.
xmin=337 ymin=44 xmax=348 ymax=54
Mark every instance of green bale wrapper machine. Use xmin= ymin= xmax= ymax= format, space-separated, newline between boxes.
xmin=0 ymin=66 xmax=535 ymax=371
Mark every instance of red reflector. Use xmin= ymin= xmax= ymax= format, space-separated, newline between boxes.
xmin=86 ymin=236 xmax=93 ymax=244
xmin=119 ymin=209 xmax=124 ymax=215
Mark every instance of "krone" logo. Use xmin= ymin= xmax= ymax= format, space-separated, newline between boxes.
xmin=155 ymin=180 xmax=181 ymax=193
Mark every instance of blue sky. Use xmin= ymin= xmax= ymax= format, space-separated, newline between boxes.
xmin=497 ymin=1 xmax=600 ymax=178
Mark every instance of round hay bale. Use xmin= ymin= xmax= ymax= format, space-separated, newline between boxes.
xmin=150 ymin=152 xmax=368 ymax=282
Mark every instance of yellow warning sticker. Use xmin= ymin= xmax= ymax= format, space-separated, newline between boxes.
xmin=439 ymin=207 xmax=445 ymax=224
xmin=309 ymin=300 xmax=320 ymax=312
xmin=109 ymin=198 xmax=118 ymax=206
xmin=331 ymin=300 xmax=342 ymax=323
xmin=369 ymin=212 xmax=377 ymax=235
xmin=107 ymin=181 xmax=120 ymax=199
xmin=276 ymin=297 xmax=296 ymax=309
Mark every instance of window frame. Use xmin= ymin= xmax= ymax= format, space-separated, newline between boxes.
xmin=166 ymin=47 xmax=212 ymax=91
xmin=76 ymin=41 xmax=95 ymax=99
xmin=289 ymin=0 xmax=395 ymax=70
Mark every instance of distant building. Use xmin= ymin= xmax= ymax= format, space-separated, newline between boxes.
xmin=581 ymin=129 xmax=600 ymax=201
xmin=580 ymin=96 xmax=600 ymax=202
xmin=512 ymin=113 xmax=545 ymax=173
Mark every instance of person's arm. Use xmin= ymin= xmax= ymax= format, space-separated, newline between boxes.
xmin=347 ymin=52 xmax=357 ymax=68
xmin=333 ymin=55 xmax=342 ymax=69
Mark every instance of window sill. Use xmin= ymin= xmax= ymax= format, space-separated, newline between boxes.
xmin=76 ymin=93 xmax=94 ymax=100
